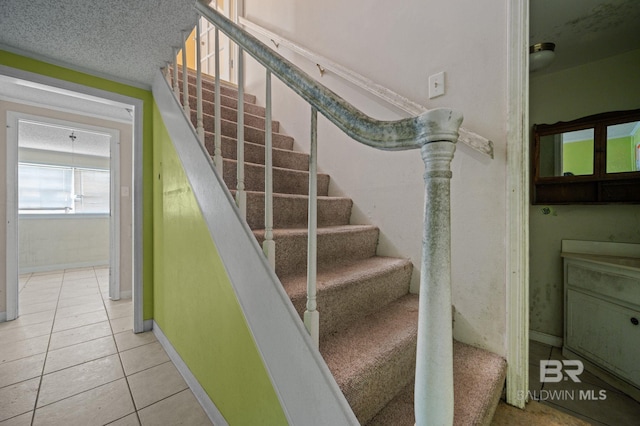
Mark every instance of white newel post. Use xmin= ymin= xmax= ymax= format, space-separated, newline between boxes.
xmin=415 ymin=140 xmax=456 ymax=426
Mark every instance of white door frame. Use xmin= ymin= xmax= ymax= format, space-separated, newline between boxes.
xmin=7 ymin=114 xmax=120 ymax=308
xmin=1 ymin=64 xmax=145 ymax=333
xmin=110 ymin=130 xmax=121 ymax=300
xmin=506 ymin=0 xmax=530 ymax=408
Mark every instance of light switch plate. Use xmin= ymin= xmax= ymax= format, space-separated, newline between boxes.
xmin=429 ymin=72 xmax=445 ymax=99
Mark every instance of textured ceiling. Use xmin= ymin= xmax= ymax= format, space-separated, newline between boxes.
xmin=0 ymin=0 xmax=200 ymax=87
xmin=20 ymin=120 xmax=111 ymax=158
xmin=530 ymin=0 xmax=640 ymax=75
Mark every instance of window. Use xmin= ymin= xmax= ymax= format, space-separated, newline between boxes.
xmin=532 ymin=108 xmax=640 ymax=204
xmin=19 ymin=163 xmax=110 ymax=214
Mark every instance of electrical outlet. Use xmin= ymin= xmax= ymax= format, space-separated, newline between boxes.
xmin=429 ymin=72 xmax=445 ymax=99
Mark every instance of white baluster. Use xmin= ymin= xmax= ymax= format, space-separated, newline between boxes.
xmin=172 ymin=47 xmax=180 ymax=99
xmin=163 ymin=63 xmax=171 ymax=85
xmin=263 ymin=71 xmax=275 ymax=269
xmin=236 ymin=48 xmax=246 ymax=219
xmin=213 ymin=27 xmax=223 ymax=171
xmin=195 ymin=21 xmax=204 ymax=144
xmin=414 ymin=140 xmax=456 ymax=426
xmin=304 ymin=107 xmax=319 ymax=347
xmin=181 ymin=31 xmax=191 ymax=117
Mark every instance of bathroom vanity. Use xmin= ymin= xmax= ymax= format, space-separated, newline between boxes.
xmin=562 ymin=240 xmax=640 ymax=400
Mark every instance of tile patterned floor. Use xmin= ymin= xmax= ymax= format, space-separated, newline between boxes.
xmin=0 ymin=267 xmax=213 ymax=426
xmin=526 ymin=340 xmax=640 ymax=426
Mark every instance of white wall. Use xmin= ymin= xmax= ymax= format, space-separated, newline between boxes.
xmin=243 ymin=0 xmax=509 ymax=355
xmin=529 ymin=49 xmax=640 ymax=338
xmin=19 ymin=216 xmax=109 ymax=272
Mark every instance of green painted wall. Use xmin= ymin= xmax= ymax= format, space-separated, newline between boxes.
xmin=0 ymin=51 xmax=155 ymax=320
xmin=562 ymin=140 xmax=593 ymax=175
xmin=632 ymin=129 xmax=640 ymax=171
xmin=606 ymin=136 xmax=634 ymax=173
xmin=152 ymin=104 xmax=287 ymax=425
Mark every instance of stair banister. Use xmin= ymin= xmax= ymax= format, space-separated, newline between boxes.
xmin=194 ymin=1 xmax=460 ymax=151
xmin=192 ymin=2 xmax=462 ymax=424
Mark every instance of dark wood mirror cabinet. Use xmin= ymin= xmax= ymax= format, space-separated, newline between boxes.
xmin=532 ymin=109 xmax=640 ymax=204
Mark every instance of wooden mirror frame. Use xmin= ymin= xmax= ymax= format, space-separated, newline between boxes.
xmin=532 ymin=108 xmax=640 ymax=204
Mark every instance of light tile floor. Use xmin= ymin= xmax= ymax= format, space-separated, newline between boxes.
xmin=527 ymin=340 xmax=640 ymax=426
xmin=0 ymin=267 xmax=213 ymax=426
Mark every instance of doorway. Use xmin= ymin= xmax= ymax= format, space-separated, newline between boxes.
xmin=17 ymin=117 xmax=119 ymax=294
xmin=6 ymin=112 xmax=124 ymax=320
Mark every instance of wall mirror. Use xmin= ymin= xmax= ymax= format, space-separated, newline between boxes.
xmin=532 ymin=108 xmax=640 ymax=204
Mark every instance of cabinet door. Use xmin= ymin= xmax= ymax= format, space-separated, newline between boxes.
xmin=566 ymin=289 xmax=640 ymax=387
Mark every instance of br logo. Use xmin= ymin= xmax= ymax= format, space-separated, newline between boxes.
xmin=540 ymin=360 xmax=584 ymax=383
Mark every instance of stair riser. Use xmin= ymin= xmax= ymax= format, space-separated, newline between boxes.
xmin=222 ymin=160 xmax=330 ymax=197
xmin=204 ymin=130 xmax=293 ymax=152
xmin=190 ymin=109 xmax=279 ymax=135
xmin=176 ymin=70 xmax=256 ymax=103
xmin=218 ymin=139 xmax=309 ymax=172
xmin=188 ymin=99 xmax=279 ymax=132
xmin=191 ymin=110 xmax=280 ymax=136
xmin=242 ymin=193 xmax=352 ymax=230
xmin=181 ymin=85 xmax=266 ymax=117
xmin=289 ymin=262 xmax=411 ymax=337
xmin=347 ymin=340 xmax=417 ymax=424
xmin=254 ymin=228 xmax=379 ymax=277
xmin=198 ymin=114 xmax=293 ymax=147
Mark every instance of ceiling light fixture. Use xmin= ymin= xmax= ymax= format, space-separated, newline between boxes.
xmin=529 ymin=42 xmax=556 ymax=72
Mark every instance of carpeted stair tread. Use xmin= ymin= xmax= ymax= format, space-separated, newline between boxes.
xmin=197 ymin=112 xmax=293 ymax=147
xmin=366 ymin=340 xmax=507 ymax=426
xmin=320 ymin=294 xmax=419 ymax=424
xmin=222 ymin=159 xmax=330 ymax=196
xmin=253 ymin=225 xmax=380 ymax=278
xmin=451 ymin=341 xmax=507 ymax=426
xmin=189 ymin=104 xmax=280 ymax=132
xmin=218 ymin=140 xmax=308 ymax=171
xmin=205 ymin=131 xmax=293 ymax=152
xmin=231 ymin=191 xmax=352 ymax=229
xmin=177 ymin=68 xmax=256 ymax=103
xmin=182 ymin=84 xmax=267 ymax=117
xmin=280 ymin=256 xmax=412 ymax=337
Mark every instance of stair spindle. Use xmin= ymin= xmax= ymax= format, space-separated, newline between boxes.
xmin=263 ymin=70 xmax=276 ymax=269
xmin=162 ymin=63 xmax=171 ymax=85
xmin=195 ymin=20 xmax=204 ymax=144
xmin=181 ymin=31 xmax=191 ymax=117
xmin=172 ymin=47 xmax=180 ymax=99
xmin=213 ymin=27 xmax=223 ymax=171
xmin=304 ymin=107 xmax=319 ymax=347
xmin=236 ymin=48 xmax=247 ymax=219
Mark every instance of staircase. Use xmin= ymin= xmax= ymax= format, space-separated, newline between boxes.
xmin=177 ymin=69 xmax=506 ymax=425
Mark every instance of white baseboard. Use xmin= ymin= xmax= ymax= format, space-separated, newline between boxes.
xmin=152 ymin=321 xmax=228 ymax=426
xmin=0 ymin=312 xmax=6 ymax=323
xmin=529 ymin=330 xmax=563 ymax=347
xmin=143 ymin=319 xmax=153 ymax=332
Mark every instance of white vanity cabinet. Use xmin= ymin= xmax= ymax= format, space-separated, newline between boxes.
xmin=562 ymin=252 xmax=640 ymax=393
